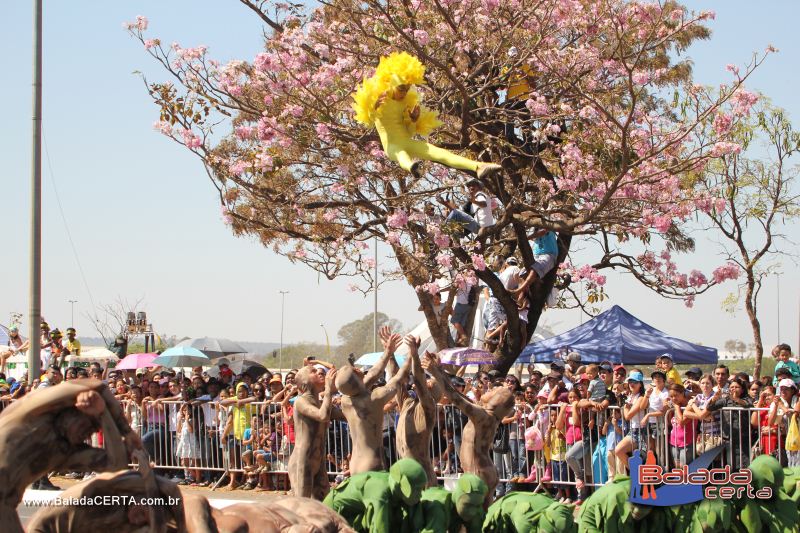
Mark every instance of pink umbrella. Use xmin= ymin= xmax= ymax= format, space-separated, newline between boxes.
xmin=438 ymin=347 xmax=497 ymax=366
xmin=115 ymin=352 xmax=159 ymax=370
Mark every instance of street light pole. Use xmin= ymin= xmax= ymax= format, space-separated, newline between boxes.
xmin=373 ymin=235 xmax=378 ymax=353
xmin=777 ymin=274 xmax=781 ymax=342
xmin=68 ymin=300 xmax=77 ymax=328
xmin=279 ymin=290 xmax=289 ymax=372
xmin=320 ymin=324 xmax=330 ymax=357
xmin=27 ymin=0 xmax=43 ymax=378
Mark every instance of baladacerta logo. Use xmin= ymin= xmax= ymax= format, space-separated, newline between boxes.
xmin=628 ymin=447 xmax=772 ymax=505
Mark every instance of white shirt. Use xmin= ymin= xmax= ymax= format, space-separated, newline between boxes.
xmin=647 ymin=387 xmax=669 ymax=424
xmin=498 ymin=265 xmax=522 ymax=291
xmin=627 ymin=393 xmax=644 ymax=429
xmin=455 ymin=283 xmax=472 ymax=305
xmin=471 ymin=192 xmax=494 ymax=227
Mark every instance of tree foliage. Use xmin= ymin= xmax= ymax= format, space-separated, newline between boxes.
xmin=337 ymin=312 xmax=403 ymax=358
xmin=126 ymin=0 xmax=768 ymax=373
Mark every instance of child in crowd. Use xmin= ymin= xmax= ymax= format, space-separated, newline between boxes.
xmin=667 ymin=384 xmax=695 ymax=467
xmin=660 ymin=354 xmax=682 ymax=385
xmin=547 ymin=404 xmax=570 ymax=502
xmin=603 ymin=407 xmax=624 ymax=480
xmin=175 ymin=403 xmax=202 ymax=485
xmin=586 ymin=364 xmax=606 ymax=403
xmin=241 ymin=414 xmax=261 ymax=490
xmin=773 ymin=345 xmax=800 ymax=386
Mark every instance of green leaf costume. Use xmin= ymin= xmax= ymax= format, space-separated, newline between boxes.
xmin=420 ymin=474 xmax=487 ymax=533
xmin=483 ymin=491 xmax=577 ymax=533
xmin=323 ymin=458 xmax=428 ymax=533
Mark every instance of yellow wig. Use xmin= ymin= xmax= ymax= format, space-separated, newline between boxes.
xmin=352 ymin=52 xmax=428 ymax=127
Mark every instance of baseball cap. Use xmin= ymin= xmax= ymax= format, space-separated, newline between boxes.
xmin=651 ymin=370 xmax=667 ymax=380
xmin=614 ymin=365 xmax=626 ymax=373
xmin=9 ymin=325 xmax=18 ymax=332
xmin=684 ymin=367 xmax=702 ymax=377
xmin=566 ymin=352 xmax=582 ymax=363
xmin=778 ymin=378 xmax=797 ymax=390
xmin=626 ymin=371 xmax=644 ymax=383
xmin=269 ymin=375 xmax=282 ymax=384
xmin=217 ymin=358 xmax=230 ymax=367
xmin=550 ymin=360 xmax=566 ymax=369
xmin=599 ymin=363 xmax=613 ymax=373
xmin=660 ymin=353 xmax=673 ymax=361
xmin=531 ymin=369 xmax=543 ymax=377
xmin=505 ymin=257 xmax=519 ymax=266
xmin=313 ymin=364 xmax=328 ymax=374
xmin=578 ymin=373 xmax=590 ymax=382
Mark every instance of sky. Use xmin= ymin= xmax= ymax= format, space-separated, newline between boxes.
xmin=2 ymin=1 xmax=798 ymax=351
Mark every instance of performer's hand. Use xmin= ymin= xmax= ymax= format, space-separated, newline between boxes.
xmin=325 ymin=369 xmax=337 ymax=392
xmin=375 ymin=92 xmax=387 ymax=109
xmin=404 ymin=335 xmax=420 ymax=355
xmin=75 ymin=390 xmax=105 ymax=418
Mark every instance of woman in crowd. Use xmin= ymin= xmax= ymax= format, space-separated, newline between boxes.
xmin=614 ymin=370 xmax=646 ymax=472
xmin=702 ymin=378 xmax=755 ymax=471
xmin=667 ymin=384 xmax=695 ymax=467
xmin=685 ymin=374 xmax=722 ymax=454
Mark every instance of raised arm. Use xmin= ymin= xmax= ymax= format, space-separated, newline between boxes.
xmin=404 ymin=335 xmax=431 ymax=403
xmin=421 ymin=353 xmax=483 ymax=420
xmin=295 ymin=370 xmax=338 ymax=423
xmin=372 ymin=355 xmax=411 ymax=405
xmin=364 ymin=325 xmax=402 ymax=389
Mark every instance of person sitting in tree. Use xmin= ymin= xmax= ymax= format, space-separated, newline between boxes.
xmin=352 ymin=51 xmax=501 ymax=180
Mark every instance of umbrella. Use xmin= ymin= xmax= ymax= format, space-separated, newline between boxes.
xmin=438 ymin=347 xmax=496 ymax=366
xmin=115 ymin=353 xmax=159 ymax=370
xmin=152 ymin=346 xmax=210 ymax=368
xmin=175 ymin=337 xmax=246 ymax=359
xmin=355 ymin=352 xmax=407 ymax=367
xmin=229 ymin=359 xmax=268 ymax=380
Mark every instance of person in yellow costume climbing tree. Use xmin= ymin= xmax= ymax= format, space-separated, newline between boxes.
xmin=353 ymin=52 xmax=501 ymax=180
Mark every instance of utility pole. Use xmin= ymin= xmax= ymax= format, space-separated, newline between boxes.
xmin=279 ymin=290 xmax=289 ymax=372
xmin=777 ymin=274 xmax=781 ymax=342
xmin=27 ymin=0 xmax=43 ymax=378
xmin=68 ymin=300 xmax=77 ymax=328
xmin=373 ymin=235 xmax=378 ymax=353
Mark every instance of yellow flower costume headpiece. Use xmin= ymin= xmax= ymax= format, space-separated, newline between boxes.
xmin=352 ymin=52 xmax=430 ymax=128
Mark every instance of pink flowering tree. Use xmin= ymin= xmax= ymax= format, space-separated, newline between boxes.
xmin=702 ymin=103 xmax=800 ymax=380
xmin=127 ymin=0 xmax=768 ymax=373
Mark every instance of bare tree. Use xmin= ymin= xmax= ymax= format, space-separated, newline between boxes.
xmin=84 ymin=296 xmax=146 ymax=346
xmin=704 ymin=104 xmax=800 ymax=380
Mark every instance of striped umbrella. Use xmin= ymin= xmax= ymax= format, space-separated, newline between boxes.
xmin=438 ymin=347 xmax=496 ymax=366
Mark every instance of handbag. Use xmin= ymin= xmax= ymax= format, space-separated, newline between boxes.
xmin=493 ymin=424 xmax=510 ymax=454
xmin=787 ymin=414 xmax=800 ymax=452
xmin=525 ymin=425 xmax=544 ymax=451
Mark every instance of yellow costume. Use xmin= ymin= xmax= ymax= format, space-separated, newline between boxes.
xmin=352 ymin=52 xmax=500 ymax=178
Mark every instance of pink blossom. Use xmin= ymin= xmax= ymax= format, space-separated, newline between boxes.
xmin=433 ymin=232 xmax=450 ymax=248
xmin=725 ymin=64 xmax=740 ymax=76
xmin=712 ymin=113 xmax=732 ymax=135
xmin=714 ymin=197 xmax=727 ymax=214
xmin=323 ymin=209 xmax=338 ymax=222
xmin=653 ymin=215 xmax=672 ymax=233
xmin=363 ymin=257 xmax=376 ymax=268
xmin=436 ymin=252 xmax=453 ymax=268
xmin=180 ymin=128 xmax=202 ymax=149
xmin=632 ymin=71 xmax=650 ymax=85
xmin=420 ymin=282 xmax=440 ymax=296
xmin=144 ymin=39 xmax=159 ymax=50
xmin=386 ymin=232 xmax=401 ymax=245
xmin=712 ymin=264 xmax=740 ymax=284
xmin=684 ymin=294 xmax=695 ymax=308
xmin=330 ymin=183 xmax=345 ymax=194
xmin=387 ymin=210 xmax=409 ymax=229
xmin=315 ymin=123 xmax=333 ymax=143
xmin=153 ymin=120 xmax=171 ymax=134
xmin=710 ymin=142 xmax=742 ymax=157
xmin=730 ymin=89 xmax=759 ymax=116
xmin=135 ymin=16 xmax=148 ymax=31
xmin=525 ymin=97 xmax=549 ymax=116
xmin=347 ymin=284 xmax=358 ymax=293
xmin=293 ymin=249 xmax=307 ymax=258
xmin=229 ymin=160 xmax=248 ymax=176
xmin=471 ymin=254 xmax=487 ymax=271
xmin=413 ymin=30 xmax=430 ymax=46
xmin=235 ymin=125 xmax=254 ymax=140
xmin=688 ymin=270 xmax=707 ymax=288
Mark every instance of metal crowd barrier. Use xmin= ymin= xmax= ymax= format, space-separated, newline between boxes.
xmin=3 ymin=391 xmax=792 ymax=495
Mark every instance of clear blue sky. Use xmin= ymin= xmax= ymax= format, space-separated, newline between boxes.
xmin=2 ymin=1 xmax=798 ymax=351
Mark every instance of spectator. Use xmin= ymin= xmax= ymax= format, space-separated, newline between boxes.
xmin=713 ymin=365 xmax=730 ymax=393
xmin=642 ymin=370 xmax=669 ymax=462
xmin=176 ymin=403 xmax=202 ymax=485
xmin=702 ymin=378 xmax=754 ymax=471
xmin=436 ymin=179 xmax=495 ymax=237
xmin=774 ymin=346 xmax=800 ymax=386
xmin=659 ymin=354 xmax=681 ymax=386
xmin=37 ymin=365 xmax=62 ymax=389
xmin=614 ymin=370 xmax=646 ymax=472
xmin=667 ymin=384 xmax=695 ymax=467
xmin=685 ymin=375 xmax=722 ymax=454
xmin=513 ymin=228 xmax=558 ymax=296
xmin=64 ymin=327 xmax=81 ymax=356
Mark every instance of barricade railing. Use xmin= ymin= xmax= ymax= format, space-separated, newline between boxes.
xmin=6 ymin=392 xmax=789 ymax=495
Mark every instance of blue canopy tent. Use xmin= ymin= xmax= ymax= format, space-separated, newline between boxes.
xmin=518 ymin=305 xmax=717 ymax=365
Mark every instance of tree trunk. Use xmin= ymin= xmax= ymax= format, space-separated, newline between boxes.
xmin=493 ymin=233 xmax=573 ymax=375
xmin=744 ymin=273 xmax=764 ymax=381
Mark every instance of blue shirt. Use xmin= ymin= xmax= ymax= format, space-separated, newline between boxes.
xmin=533 ymin=231 xmax=558 ymax=255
